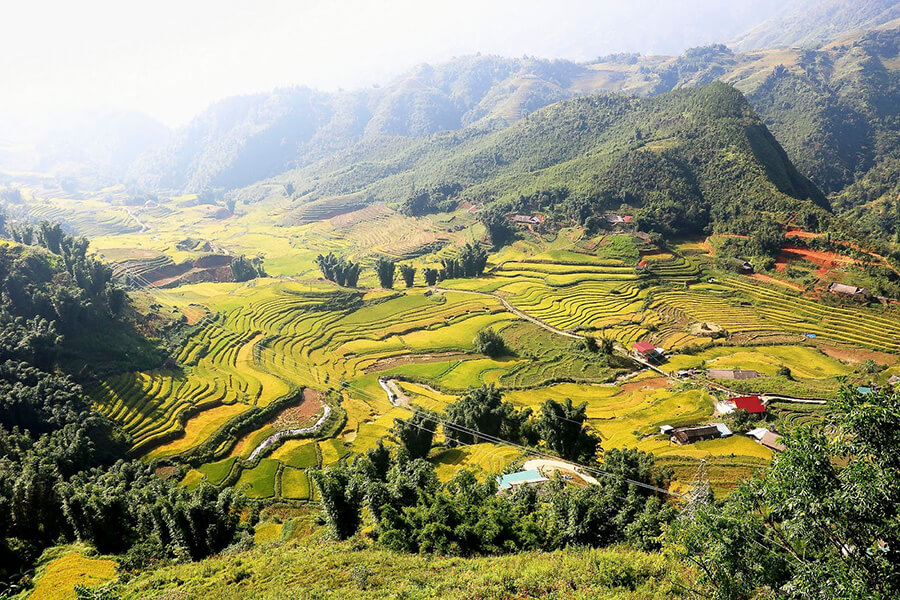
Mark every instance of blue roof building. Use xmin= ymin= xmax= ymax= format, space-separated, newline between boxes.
xmin=497 ymin=469 xmax=548 ymax=491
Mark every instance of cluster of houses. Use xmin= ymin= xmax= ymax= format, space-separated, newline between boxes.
xmin=661 ymin=394 xmax=785 ymax=451
xmin=632 ymin=342 xmax=665 ymax=364
xmin=605 ymin=214 xmax=633 ymax=225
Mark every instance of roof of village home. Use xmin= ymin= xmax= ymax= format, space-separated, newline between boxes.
xmin=633 ymin=342 xmax=656 ymax=353
xmin=732 ymin=395 xmax=765 ymax=413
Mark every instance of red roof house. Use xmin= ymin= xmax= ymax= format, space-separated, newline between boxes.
xmin=732 ymin=395 xmax=765 ymax=414
xmin=633 ymin=342 xmax=656 ymax=354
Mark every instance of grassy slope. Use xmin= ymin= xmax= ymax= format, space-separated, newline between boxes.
xmin=120 ymin=536 xmax=685 ymax=600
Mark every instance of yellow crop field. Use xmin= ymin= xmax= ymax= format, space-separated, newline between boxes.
xmin=30 ymin=548 xmax=117 ymax=600
xmin=145 ymin=403 xmax=251 ymax=460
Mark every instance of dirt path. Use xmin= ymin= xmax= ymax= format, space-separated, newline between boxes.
xmin=125 ymin=207 xmax=149 ymax=232
xmin=523 ymin=458 xmax=601 ymax=486
xmin=378 ymin=378 xmax=411 ymax=407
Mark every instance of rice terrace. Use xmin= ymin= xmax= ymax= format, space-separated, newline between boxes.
xmin=16 ymin=182 xmax=897 ymax=503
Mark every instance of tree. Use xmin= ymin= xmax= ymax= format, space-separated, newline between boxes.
xmin=391 ymin=409 xmax=437 ymax=459
xmin=474 ymin=328 xmax=507 ymax=358
xmin=423 ymin=268 xmax=439 ymax=286
xmin=671 ymin=386 xmax=900 ymax=600
xmin=479 ymin=205 xmax=513 ymax=248
xmin=444 ymin=385 xmax=532 ymax=446
xmin=399 ymin=264 xmax=416 ymax=288
xmin=459 ymin=243 xmax=488 ymax=276
xmin=315 ymin=253 xmax=361 ymax=287
xmin=309 ymin=467 xmax=364 ymax=540
xmin=374 ymin=257 xmax=396 ymax=289
xmin=537 ymin=398 xmax=600 ymax=463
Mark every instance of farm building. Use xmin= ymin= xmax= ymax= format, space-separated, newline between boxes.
xmin=730 ymin=257 xmax=754 ymax=273
xmin=707 ymin=368 xmax=761 ymax=380
xmin=717 ymin=395 xmax=766 ymax=415
xmin=604 ymin=214 xmax=634 ymax=225
xmin=634 ymin=231 xmax=652 ymax=243
xmin=888 ymin=375 xmax=900 ymax=387
xmin=511 ymin=215 xmax=542 ymax=225
xmin=747 ymin=428 xmax=786 ymax=451
xmin=671 ymin=425 xmax=724 ymax=445
xmin=828 ymin=282 xmax=871 ymax=300
xmin=659 ymin=425 xmax=674 ymax=435
xmin=633 ymin=342 xmax=665 ymax=364
xmin=497 ymin=469 xmax=548 ymax=492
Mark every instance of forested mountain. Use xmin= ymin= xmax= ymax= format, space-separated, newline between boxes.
xmin=128 ymin=23 xmax=899 ymax=232
xmin=730 ymin=0 xmax=900 ymax=51
xmin=261 ymin=83 xmax=826 ymax=238
xmin=128 ymin=56 xmax=584 ymax=191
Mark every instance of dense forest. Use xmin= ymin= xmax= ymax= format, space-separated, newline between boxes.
xmin=0 ymin=232 xmax=248 ymax=596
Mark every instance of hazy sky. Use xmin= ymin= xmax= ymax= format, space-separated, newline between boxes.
xmin=2 ymin=0 xmax=784 ymax=128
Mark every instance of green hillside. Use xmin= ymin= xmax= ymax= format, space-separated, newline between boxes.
xmin=268 ymin=83 xmax=826 ymax=237
xmin=129 ymin=24 xmax=899 ymax=243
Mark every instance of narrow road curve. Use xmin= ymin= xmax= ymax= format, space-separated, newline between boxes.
xmin=125 ymin=207 xmax=150 ymax=232
xmin=247 ymin=405 xmax=332 ymax=462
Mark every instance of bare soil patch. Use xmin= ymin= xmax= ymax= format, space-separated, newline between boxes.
xmin=272 ymin=388 xmax=325 ymax=431
xmin=619 ymin=376 xmax=669 ymax=393
xmin=365 ymin=351 xmax=469 ymax=373
xmin=819 ymin=345 xmax=899 ymax=365
xmin=751 ymin=273 xmax=804 ymax=291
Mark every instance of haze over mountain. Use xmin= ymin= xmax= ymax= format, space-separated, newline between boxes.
xmin=125 ymin=21 xmax=899 ymax=226
xmin=731 ymin=0 xmax=900 ymax=51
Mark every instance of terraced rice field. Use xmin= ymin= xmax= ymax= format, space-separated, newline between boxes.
xmin=29 ymin=547 xmax=117 ymax=600
xmin=73 ymin=194 xmax=900 ymax=498
xmin=653 ymin=277 xmax=900 ymax=352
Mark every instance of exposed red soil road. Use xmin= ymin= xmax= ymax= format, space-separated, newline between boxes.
xmin=775 ymin=245 xmax=856 ymax=272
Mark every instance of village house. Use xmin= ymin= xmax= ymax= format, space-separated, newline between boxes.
xmin=511 ymin=214 xmax=542 ymax=225
xmin=729 ymin=257 xmax=754 ymax=274
xmin=671 ymin=424 xmax=731 ymax=445
xmin=707 ymin=368 xmax=761 ymax=380
xmin=717 ymin=395 xmax=766 ymax=415
xmin=604 ymin=214 xmax=634 ymax=225
xmin=747 ymin=428 xmax=786 ymax=451
xmin=632 ymin=341 xmax=665 ymax=364
xmin=828 ymin=282 xmax=871 ymax=301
